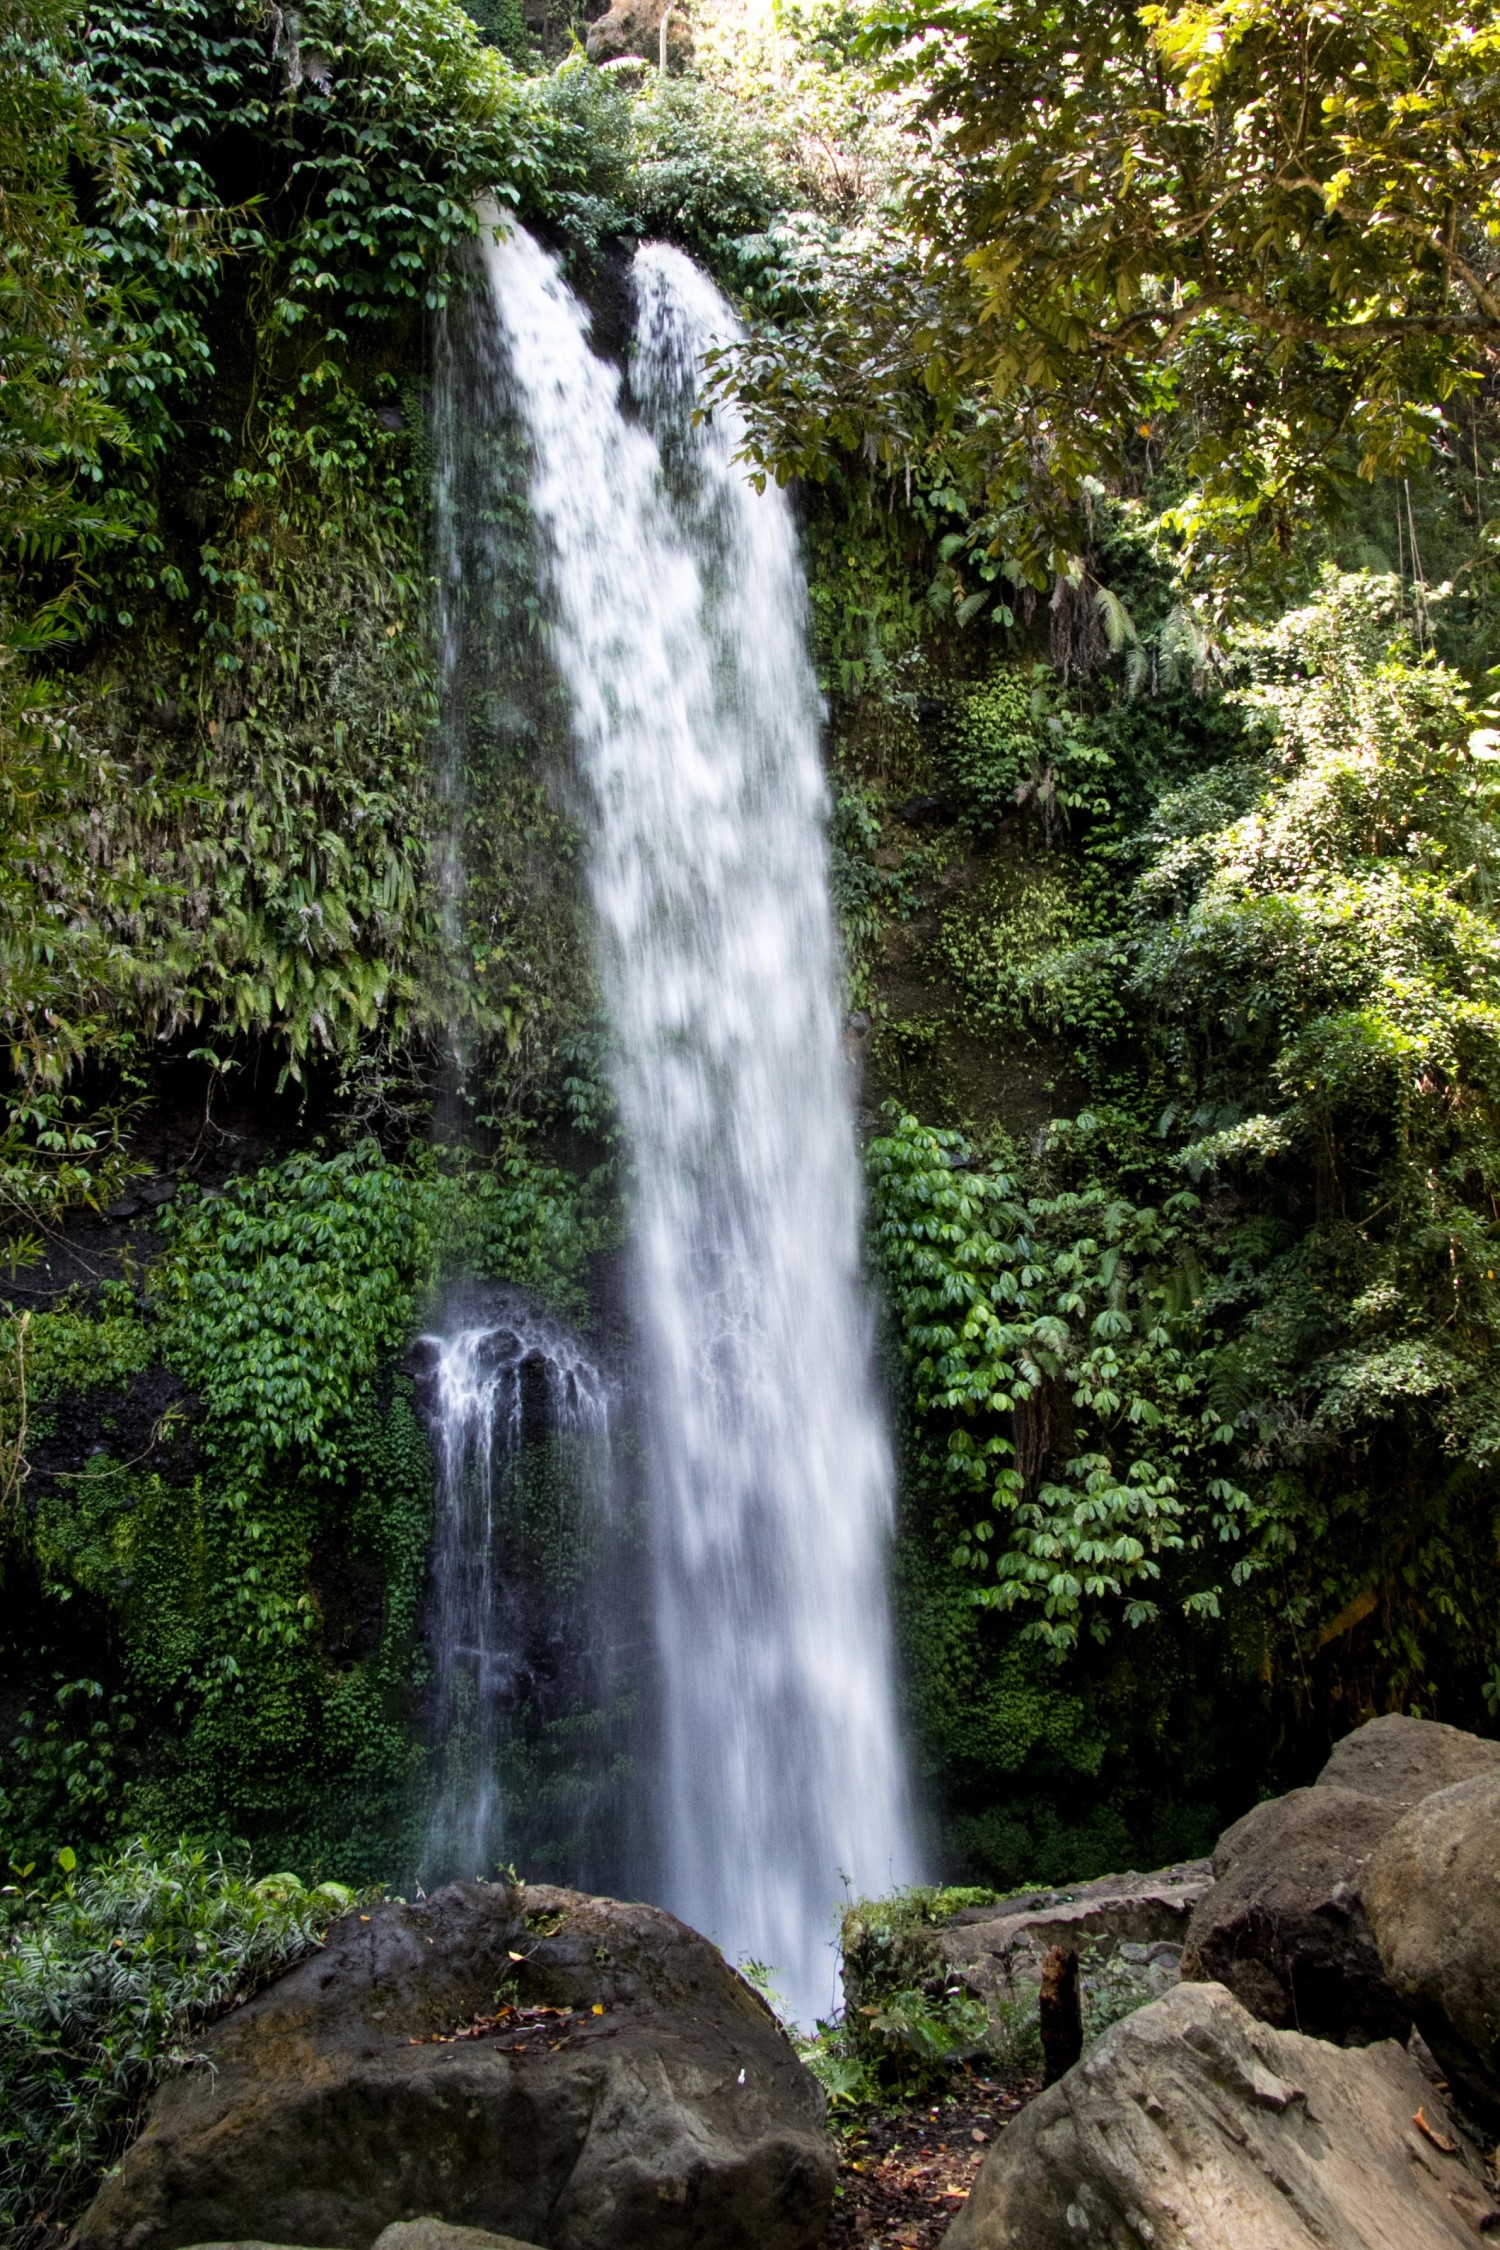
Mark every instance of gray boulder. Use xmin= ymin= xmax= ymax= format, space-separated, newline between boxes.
xmin=1365 ymin=1769 xmax=1500 ymax=2123
xmin=1180 ymin=1787 xmax=1408 ymax=2043
xmin=940 ymin=1860 xmax=1212 ymax=1966
xmin=378 ymin=2227 xmax=546 ymax=2250
xmin=1317 ymin=1713 xmax=1500 ymax=1811
xmin=945 ymin=1980 xmax=1499 ymax=2249
xmin=76 ymin=1883 xmax=832 ymax=2250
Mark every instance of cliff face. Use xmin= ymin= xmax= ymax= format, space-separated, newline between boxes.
xmin=8 ymin=0 xmax=1500 ymax=1930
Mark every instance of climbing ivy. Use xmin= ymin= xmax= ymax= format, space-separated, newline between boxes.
xmin=0 ymin=1141 xmax=606 ymax=1875
xmin=154 ymin=1152 xmax=415 ymax=1467
xmin=870 ymin=1112 xmax=1246 ymax=1657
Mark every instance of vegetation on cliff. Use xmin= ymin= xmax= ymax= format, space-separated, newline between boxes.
xmin=3 ymin=0 xmax=1500 ymax=2076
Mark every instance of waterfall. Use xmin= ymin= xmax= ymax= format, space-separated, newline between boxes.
xmin=418 ymin=1298 xmax=614 ymax=1882
xmin=466 ymin=206 xmax=917 ymax=2022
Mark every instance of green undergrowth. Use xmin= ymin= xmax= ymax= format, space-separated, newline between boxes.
xmin=0 ymin=1142 xmax=609 ymax=1879
xmin=804 ymin=1883 xmax=1159 ymax=2110
xmin=801 ymin=1882 xmax=1034 ymax=2107
xmin=0 ymin=1840 xmax=367 ymax=2250
xmin=828 ymin=557 xmax=1500 ymax=1879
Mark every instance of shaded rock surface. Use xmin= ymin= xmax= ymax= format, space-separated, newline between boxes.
xmin=1366 ymin=1769 xmax=1500 ymax=2124
xmin=1180 ymin=1786 xmax=1409 ymax=2044
xmin=945 ymin=1980 xmax=1499 ymax=2249
xmin=377 ymin=2226 xmax=546 ymax=2250
xmin=855 ymin=1862 xmax=1211 ymax=2036
xmin=76 ymin=1884 xmax=832 ymax=2250
xmin=1317 ymin=1713 xmax=1500 ymax=1812
xmin=182 ymin=2232 xmax=544 ymax=2250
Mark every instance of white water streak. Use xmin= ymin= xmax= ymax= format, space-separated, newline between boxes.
xmin=422 ymin=1306 xmax=612 ymax=1878
xmin=477 ymin=209 xmax=916 ymax=2020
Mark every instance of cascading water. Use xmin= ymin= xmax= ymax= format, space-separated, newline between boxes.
xmin=469 ymin=205 xmax=918 ymax=2021
xmin=419 ymin=1298 xmax=614 ymax=1882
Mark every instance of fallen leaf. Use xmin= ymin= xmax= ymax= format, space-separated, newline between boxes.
xmin=1415 ymin=2107 xmax=1459 ymax=2155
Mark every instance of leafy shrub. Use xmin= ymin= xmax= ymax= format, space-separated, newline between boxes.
xmin=0 ymin=1841 xmax=359 ymax=2247
xmin=948 ymin=666 xmax=1113 ymax=845
xmin=839 ymin=1888 xmax=993 ymax=2038
xmin=1077 ymin=1943 xmax=1154 ymax=2045
xmin=539 ymin=59 xmax=802 ymax=269
xmin=153 ymin=1151 xmax=417 ymax=1469
xmin=938 ymin=871 xmax=1127 ymax=1057
xmin=869 ymin=1110 xmax=1247 ymax=1656
xmin=15 ymin=1302 xmax=153 ymax=1406
xmin=856 ymin=1981 xmax=992 ymax=2069
xmin=797 ymin=2028 xmax=879 ymax=2107
xmin=833 ymin=1883 xmax=1042 ymax=2091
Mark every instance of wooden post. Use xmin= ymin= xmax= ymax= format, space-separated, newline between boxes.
xmin=1039 ymin=1945 xmax=1082 ymax=2086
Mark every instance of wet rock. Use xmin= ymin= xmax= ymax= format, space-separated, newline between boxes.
xmin=945 ymin=1980 xmax=1498 ymax=2249
xmin=76 ymin=1883 xmax=832 ymax=2250
xmin=1180 ymin=1786 xmax=1408 ymax=2043
xmin=897 ymin=794 xmax=957 ymax=827
xmin=1365 ymin=1769 xmax=1500 ymax=2123
xmin=1317 ymin=1712 xmax=1500 ymax=1812
xmin=103 ymin=1172 xmax=176 ymax=1221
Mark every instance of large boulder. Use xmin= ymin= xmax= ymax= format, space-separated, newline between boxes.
xmin=1180 ymin=1787 xmax=1409 ymax=2043
xmin=939 ymin=1860 xmax=1212 ymax=1973
xmin=377 ymin=2225 xmax=546 ymax=2250
xmin=1365 ymin=1769 xmax=1500 ymax=2123
xmin=76 ymin=1883 xmax=833 ymax=2250
xmin=945 ymin=1980 xmax=1499 ymax=2249
xmin=1317 ymin=1713 xmax=1500 ymax=1811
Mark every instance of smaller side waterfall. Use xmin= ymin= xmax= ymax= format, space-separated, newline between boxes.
xmin=418 ymin=1299 xmax=615 ymax=1881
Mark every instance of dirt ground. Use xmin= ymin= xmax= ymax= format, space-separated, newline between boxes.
xmin=823 ymin=2066 xmax=1041 ymax=2247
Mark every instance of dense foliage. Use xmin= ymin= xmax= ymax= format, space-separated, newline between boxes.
xmin=0 ymin=1843 xmax=356 ymax=2245
xmin=0 ymin=0 xmax=589 ymax=1255
xmin=862 ymin=0 xmax=1500 ymax=551
xmin=841 ymin=564 xmax=1500 ymax=1879
xmin=0 ymin=1139 xmax=604 ymax=1877
xmin=5 ymin=0 xmax=1500 ymax=2218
